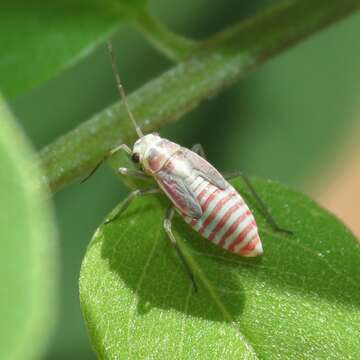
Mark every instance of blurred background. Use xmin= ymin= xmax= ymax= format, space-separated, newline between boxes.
xmin=7 ymin=0 xmax=360 ymax=358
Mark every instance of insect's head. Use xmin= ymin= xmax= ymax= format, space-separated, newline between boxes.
xmin=131 ymin=133 xmax=160 ymax=165
xmin=132 ymin=133 xmax=180 ymax=173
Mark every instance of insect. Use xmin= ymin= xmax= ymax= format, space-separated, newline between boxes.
xmin=83 ymin=40 xmax=292 ymax=291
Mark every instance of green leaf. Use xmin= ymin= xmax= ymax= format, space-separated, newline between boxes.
xmin=0 ymin=95 xmax=58 ymax=359
xmin=80 ymin=178 xmax=360 ymax=359
xmin=0 ymin=0 xmax=147 ymax=98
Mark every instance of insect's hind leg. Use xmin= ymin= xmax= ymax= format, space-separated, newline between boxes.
xmin=164 ymin=206 xmax=198 ymax=292
xmin=105 ymin=188 xmax=160 ymax=224
xmin=224 ymin=171 xmax=293 ymax=235
xmin=191 ymin=144 xmax=207 ymax=159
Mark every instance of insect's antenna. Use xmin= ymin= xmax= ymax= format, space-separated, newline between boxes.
xmin=107 ymin=39 xmax=143 ymax=138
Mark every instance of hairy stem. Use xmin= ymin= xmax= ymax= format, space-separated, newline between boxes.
xmin=38 ymin=0 xmax=360 ymax=193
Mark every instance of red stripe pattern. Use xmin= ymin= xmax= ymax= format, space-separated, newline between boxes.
xmin=184 ymin=177 xmax=262 ymax=256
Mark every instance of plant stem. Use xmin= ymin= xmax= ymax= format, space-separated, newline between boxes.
xmin=134 ymin=10 xmax=198 ymax=61
xmin=38 ymin=0 xmax=360 ymax=194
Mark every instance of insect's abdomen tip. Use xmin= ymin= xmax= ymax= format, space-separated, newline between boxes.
xmin=254 ymin=240 xmax=264 ymax=256
xmin=239 ymin=235 xmax=263 ymax=257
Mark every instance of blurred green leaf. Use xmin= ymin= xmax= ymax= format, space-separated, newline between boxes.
xmin=80 ymin=178 xmax=360 ymax=359
xmin=0 ymin=0 xmax=147 ymax=98
xmin=0 ymin=95 xmax=58 ymax=359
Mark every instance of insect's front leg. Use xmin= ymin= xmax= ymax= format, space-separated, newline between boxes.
xmin=117 ymin=167 xmax=149 ymax=180
xmin=105 ymin=188 xmax=160 ymax=224
xmin=224 ymin=171 xmax=293 ymax=235
xmin=81 ymin=144 xmax=132 ymax=183
xmin=164 ymin=206 xmax=198 ymax=292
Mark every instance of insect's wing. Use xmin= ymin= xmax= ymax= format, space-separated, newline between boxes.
xmin=183 ymin=148 xmax=228 ymax=190
xmin=155 ymin=169 xmax=202 ymax=219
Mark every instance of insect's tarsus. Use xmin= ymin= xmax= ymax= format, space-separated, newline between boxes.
xmin=80 ymin=143 xmax=132 ymax=183
xmin=107 ymin=39 xmax=143 ymax=138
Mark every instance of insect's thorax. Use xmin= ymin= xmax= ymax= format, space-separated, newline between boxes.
xmin=133 ymin=134 xmax=183 ymax=175
xmin=144 ymin=142 xmax=182 ymax=174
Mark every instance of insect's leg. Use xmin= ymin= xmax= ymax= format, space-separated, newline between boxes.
xmin=117 ymin=167 xmax=149 ymax=180
xmin=105 ymin=188 xmax=160 ymax=224
xmin=224 ymin=171 xmax=293 ymax=235
xmin=191 ymin=144 xmax=207 ymax=159
xmin=164 ymin=206 xmax=198 ymax=292
xmin=81 ymin=144 xmax=132 ymax=183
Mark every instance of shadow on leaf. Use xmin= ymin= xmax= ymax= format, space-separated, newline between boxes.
xmin=99 ymin=199 xmax=249 ymax=322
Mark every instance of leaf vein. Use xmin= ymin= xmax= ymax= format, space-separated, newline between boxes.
xmin=126 ymin=218 xmax=163 ymax=358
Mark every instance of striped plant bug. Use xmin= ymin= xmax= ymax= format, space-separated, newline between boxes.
xmin=82 ymin=40 xmax=292 ymax=291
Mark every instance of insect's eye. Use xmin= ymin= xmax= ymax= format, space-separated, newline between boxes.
xmin=131 ymin=152 xmax=140 ymax=163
